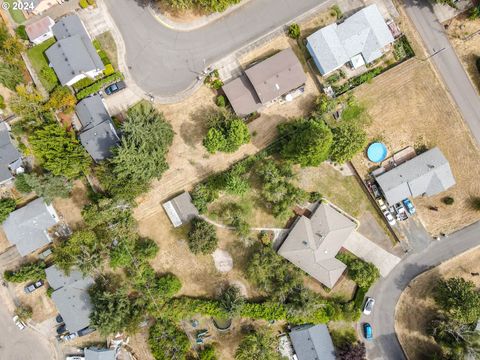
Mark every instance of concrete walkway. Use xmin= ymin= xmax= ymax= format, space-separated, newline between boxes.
xmin=344 ymin=232 xmax=401 ymax=277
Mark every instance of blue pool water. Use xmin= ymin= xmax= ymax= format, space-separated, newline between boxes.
xmin=367 ymin=142 xmax=387 ymax=163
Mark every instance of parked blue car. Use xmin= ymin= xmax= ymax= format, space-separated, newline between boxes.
xmin=363 ymin=323 xmax=373 ymax=340
xmin=402 ymin=198 xmax=416 ymax=215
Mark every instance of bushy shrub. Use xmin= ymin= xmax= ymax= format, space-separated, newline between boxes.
xmin=103 ymin=64 xmax=115 ymax=76
xmin=187 ymin=218 xmax=218 ymax=254
xmin=165 ymin=297 xmax=228 ymax=320
xmin=199 ymin=346 xmax=217 ymax=360
xmin=15 ymin=26 xmax=28 ymax=41
xmin=76 ymin=72 xmax=124 ymax=99
xmin=79 ymin=0 xmax=89 ymax=8
xmin=337 ymin=252 xmax=379 ymax=289
xmin=0 ymin=197 xmax=17 ymax=223
xmin=0 ymin=94 xmax=5 ymax=110
xmin=148 ymin=319 xmax=190 ymax=360
xmin=288 ymin=23 xmax=301 ymax=39
xmin=216 ymin=95 xmax=226 ymax=107
xmin=153 ymin=273 xmax=182 ymax=299
xmin=442 ymin=196 xmax=454 ymax=205
xmin=4 ymin=261 xmax=46 ymax=283
xmin=203 ymin=109 xmax=250 ymax=154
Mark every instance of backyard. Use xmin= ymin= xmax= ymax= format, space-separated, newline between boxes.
xmin=26 ymin=38 xmax=58 ymax=92
xmin=352 ymin=58 xmax=480 ymax=235
xmin=395 ymin=246 xmax=480 ymax=360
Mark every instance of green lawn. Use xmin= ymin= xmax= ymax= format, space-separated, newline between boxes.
xmin=26 ymin=38 xmax=58 ymax=92
xmin=5 ymin=0 xmax=26 ymax=24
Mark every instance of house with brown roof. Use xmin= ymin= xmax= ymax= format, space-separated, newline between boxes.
xmin=25 ymin=16 xmax=54 ymax=45
xmin=278 ymin=202 xmax=357 ymax=288
xmin=222 ymin=48 xmax=306 ymax=117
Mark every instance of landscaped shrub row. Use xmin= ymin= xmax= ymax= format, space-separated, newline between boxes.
xmin=393 ymin=35 xmax=415 ymax=61
xmin=76 ymin=72 xmax=124 ymax=100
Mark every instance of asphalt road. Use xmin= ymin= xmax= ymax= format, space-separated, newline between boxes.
xmin=363 ymin=221 xmax=480 ymax=360
xmin=404 ymin=0 xmax=480 ymax=145
xmin=0 ymin=296 xmax=53 ymax=360
xmin=103 ymin=0 xmax=327 ymax=97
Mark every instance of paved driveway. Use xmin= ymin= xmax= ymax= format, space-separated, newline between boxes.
xmin=344 ymin=232 xmax=401 ymax=277
xmin=103 ymin=0 xmax=329 ymax=98
xmin=364 ymin=221 xmax=480 ymax=360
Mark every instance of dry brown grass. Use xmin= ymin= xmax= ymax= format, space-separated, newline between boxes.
xmin=14 ymin=286 xmax=57 ymax=323
xmin=447 ymin=15 xmax=480 ymax=94
xmin=395 ymin=246 xmax=480 ymax=360
xmin=352 ymin=58 xmax=480 ymax=235
xmin=53 ymin=180 xmax=89 ymax=230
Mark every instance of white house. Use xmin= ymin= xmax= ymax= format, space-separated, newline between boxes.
xmin=25 ymin=16 xmax=55 ymax=45
xmin=307 ymin=4 xmax=395 ymax=75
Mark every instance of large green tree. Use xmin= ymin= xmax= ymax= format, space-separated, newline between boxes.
xmin=0 ymin=63 xmax=24 ymax=91
xmin=0 ymin=197 xmax=16 ymax=223
xmin=29 ymin=123 xmax=92 ymax=178
xmin=278 ymin=119 xmax=333 ymax=167
xmin=16 ymin=173 xmax=72 ymax=203
xmin=434 ymin=277 xmax=480 ymax=323
xmin=330 ymin=122 xmax=367 ymax=164
xmin=235 ymin=328 xmax=280 ymax=360
xmin=203 ymin=109 xmax=250 ymax=154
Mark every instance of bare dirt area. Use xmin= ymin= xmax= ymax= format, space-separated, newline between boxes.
xmin=53 ymin=180 xmax=89 ymax=230
xmin=14 ymin=286 xmax=57 ymax=323
xmin=395 ymin=246 xmax=480 ymax=360
xmin=447 ymin=15 xmax=480 ymax=94
xmin=352 ymin=59 xmax=480 ymax=235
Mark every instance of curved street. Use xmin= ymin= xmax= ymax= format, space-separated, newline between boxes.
xmin=363 ymin=221 xmax=480 ymax=360
xmin=103 ymin=0 xmax=328 ymax=98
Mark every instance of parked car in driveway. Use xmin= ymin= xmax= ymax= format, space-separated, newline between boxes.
xmin=383 ymin=210 xmax=396 ymax=226
xmin=371 ymin=184 xmax=381 ymax=198
xmin=63 ymin=332 xmax=78 ymax=341
xmin=24 ymin=280 xmax=44 ymax=294
xmin=104 ymin=81 xmax=126 ymax=95
xmin=363 ymin=297 xmax=375 ymax=315
xmin=77 ymin=326 xmax=95 ymax=337
xmin=56 ymin=323 xmax=67 ymax=335
xmin=363 ymin=323 xmax=373 ymax=340
xmin=403 ymin=198 xmax=416 ymax=215
xmin=12 ymin=315 xmax=26 ymax=330
xmin=394 ymin=203 xmax=408 ymax=221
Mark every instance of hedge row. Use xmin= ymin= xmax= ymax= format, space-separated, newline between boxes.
xmin=76 ymin=72 xmax=124 ymax=100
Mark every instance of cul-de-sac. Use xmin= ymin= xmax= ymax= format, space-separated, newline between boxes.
xmin=0 ymin=0 xmax=480 ymax=359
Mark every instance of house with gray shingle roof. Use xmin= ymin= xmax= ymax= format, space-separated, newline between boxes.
xmin=84 ymin=347 xmax=117 ymax=360
xmin=374 ymin=147 xmax=456 ymax=205
xmin=307 ymin=4 xmax=394 ymax=75
xmin=278 ymin=202 xmax=356 ymax=288
xmin=0 ymin=122 xmax=22 ymax=185
xmin=162 ymin=191 xmax=199 ymax=227
xmin=46 ymin=265 xmax=94 ymax=334
xmin=75 ymin=95 xmax=120 ymax=162
xmin=222 ymin=48 xmax=306 ymax=117
xmin=45 ymin=14 xmax=104 ymax=86
xmin=289 ymin=324 xmax=336 ymax=360
xmin=2 ymin=198 xmax=59 ymax=256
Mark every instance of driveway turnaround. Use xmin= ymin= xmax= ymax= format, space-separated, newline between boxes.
xmin=363 ymin=221 xmax=480 ymax=360
xmin=404 ymin=0 xmax=480 ymax=145
xmin=103 ymin=0 xmax=328 ymax=98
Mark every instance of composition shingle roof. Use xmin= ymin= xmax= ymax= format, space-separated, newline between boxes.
xmin=76 ymin=95 xmax=119 ymax=162
xmin=374 ymin=147 xmax=456 ymax=205
xmin=163 ymin=191 xmax=199 ymax=227
xmin=307 ymin=4 xmax=394 ymax=75
xmin=45 ymin=14 xmax=104 ymax=85
xmin=84 ymin=348 xmax=116 ymax=360
xmin=289 ymin=324 xmax=336 ymax=360
xmin=0 ymin=122 xmax=21 ymax=183
xmin=245 ymin=48 xmax=306 ymax=104
xmin=278 ymin=202 xmax=356 ymax=288
xmin=2 ymin=198 xmax=59 ymax=256
xmin=25 ymin=16 xmax=54 ymax=42
xmin=46 ymin=265 xmax=94 ymax=334
xmin=222 ymin=75 xmax=261 ymax=117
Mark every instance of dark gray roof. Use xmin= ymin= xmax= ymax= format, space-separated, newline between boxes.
xmin=375 ymin=147 xmax=456 ymax=205
xmin=2 ymin=198 xmax=59 ymax=256
xmin=163 ymin=191 xmax=199 ymax=227
xmin=45 ymin=15 xmax=104 ymax=85
xmin=76 ymin=95 xmax=119 ymax=162
xmin=244 ymin=48 xmax=306 ymax=104
xmin=278 ymin=202 xmax=356 ymax=288
xmin=46 ymin=265 xmax=94 ymax=333
xmin=290 ymin=324 xmax=336 ymax=360
xmin=84 ymin=348 xmax=116 ymax=360
xmin=222 ymin=74 xmax=261 ymax=117
xmin=0 ymin=122 xmax=21 ymax=183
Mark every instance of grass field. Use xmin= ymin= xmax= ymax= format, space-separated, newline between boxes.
xmin=396 ymin=246 xmax=480 ymax=360
xmin=5 ymin=0 xmax=26 ymax=24
xmin=26 ymin=38 xmax=58 ymax=92
xmin=95 ymin=31 xmax=118 ymax=70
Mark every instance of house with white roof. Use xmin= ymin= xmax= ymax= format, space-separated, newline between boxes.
xmin=307 ymin=4 xmax=395 ymax=75
xmin=25 ymin=16 xmax=55 ymax=45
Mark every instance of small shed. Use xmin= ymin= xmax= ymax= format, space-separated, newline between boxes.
xmin=162 ymin=192 xmax=199 ymax=227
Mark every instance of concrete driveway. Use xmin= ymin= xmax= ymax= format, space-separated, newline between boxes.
xmin=103 ymin=0 xmax=330 ymax=99
xmin=344 ymin=232 xmax=401 ymax=277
